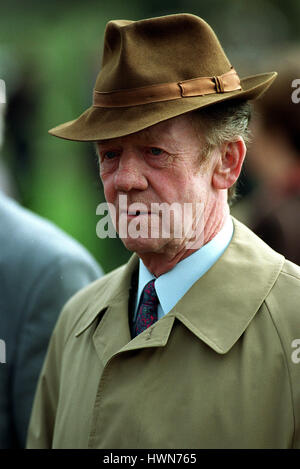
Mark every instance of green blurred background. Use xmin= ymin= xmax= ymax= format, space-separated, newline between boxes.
xmin=0 ymin=0 xmax=299 ymax=272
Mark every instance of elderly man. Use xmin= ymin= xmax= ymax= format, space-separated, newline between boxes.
xmin=27 ymin=14 xmax=300 ymax=449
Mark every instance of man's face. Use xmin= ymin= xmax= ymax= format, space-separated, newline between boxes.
xmin=96 ymin=114 xmax=219 ymax=258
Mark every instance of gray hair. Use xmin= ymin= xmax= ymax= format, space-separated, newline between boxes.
xmin=190 ymin=100 xmax=252 ymax=203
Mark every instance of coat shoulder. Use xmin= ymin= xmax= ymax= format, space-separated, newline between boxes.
xmin=265 ymin=258 xmax=300 ymax=346
xmin=281 ymin=258 xmax=300 ymax=281
xmin=270 ymin=258 xmax=300 ymax=306
xmin=265 ymin=260 xmax=300 ymax=448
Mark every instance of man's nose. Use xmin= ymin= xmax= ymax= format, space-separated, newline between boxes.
xmin=114 ymin=152 xmax=148 ymax=192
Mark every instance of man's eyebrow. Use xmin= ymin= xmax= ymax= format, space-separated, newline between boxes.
xmin=94 ymin=140 xmax=115 ymax=149
xmin=95 ymin=129 xmax=173 ymax=147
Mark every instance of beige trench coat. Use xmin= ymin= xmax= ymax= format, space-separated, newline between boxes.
xmin=27 ymin=218 xmax=300 ymax=449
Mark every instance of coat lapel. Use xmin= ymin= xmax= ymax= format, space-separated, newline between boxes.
xmin=171 ymin=217 xmax=285 ymax=353
xmin=74 ymin=254 xmax=138 ymax=366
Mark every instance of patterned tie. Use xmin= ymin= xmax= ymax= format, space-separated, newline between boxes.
xmin=134 ymin=279 xmax=159 ymax=336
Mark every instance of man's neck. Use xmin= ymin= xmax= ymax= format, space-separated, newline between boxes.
xmin=138 ymin=207 xmax=230 ymax=277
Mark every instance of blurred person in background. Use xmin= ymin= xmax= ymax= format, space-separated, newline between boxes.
xmin=0 ymin=79 xmax=15 ymax=197
xmin=4 ymin=66 xmax=38 ymax=205
xmin=0 ymin=80 xmax=103 ymax=448
xmin=232 ymin=60 xmax=300 ymax=264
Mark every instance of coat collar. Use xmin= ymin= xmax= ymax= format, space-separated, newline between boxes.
xmin=75 ymin=217 xmax=284 ymax=364
xmin=172 ymin=217 xmax=284 ymax=353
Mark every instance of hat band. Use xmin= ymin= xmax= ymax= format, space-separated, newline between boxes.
xmin=93 ymin=68 xmax=241 ymax=108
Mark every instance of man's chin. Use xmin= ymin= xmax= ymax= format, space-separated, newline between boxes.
xmin=120 ymin=236 xmax=168 ymax=255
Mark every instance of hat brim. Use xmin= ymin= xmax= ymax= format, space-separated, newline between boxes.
xmin=49 ymin=72 xmax=277 ymax=142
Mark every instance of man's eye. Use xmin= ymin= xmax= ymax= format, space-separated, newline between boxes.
xmin=149 ymin=147 xmax=163 ymax=156
xmin=104 ymin=150 xmax=118 ymax=159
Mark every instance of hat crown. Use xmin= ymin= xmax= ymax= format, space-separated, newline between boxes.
xmin=49 ymin=13 xmax=277 ymax=142
xmin=96 ymin=14 xmax=231 ymax=92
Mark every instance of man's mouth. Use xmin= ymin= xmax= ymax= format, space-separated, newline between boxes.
xmin=127 ymin=210 xmax=150 ymax=217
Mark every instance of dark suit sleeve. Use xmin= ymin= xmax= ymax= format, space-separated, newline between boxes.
xmin=11 ymin=254 xmax=102 ymax=447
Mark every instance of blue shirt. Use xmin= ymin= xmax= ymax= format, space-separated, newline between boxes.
xmin=133 ymin=216 xmax=234 ymax=322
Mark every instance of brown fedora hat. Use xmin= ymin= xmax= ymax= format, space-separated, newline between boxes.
xmin=49 ymin=13 xmax=277 ymax=142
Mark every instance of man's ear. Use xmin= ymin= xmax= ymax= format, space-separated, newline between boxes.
xmin=212 ymin=138 xmax=246 ymax=190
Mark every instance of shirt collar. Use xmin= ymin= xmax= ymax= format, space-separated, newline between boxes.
xmin=135 ymin=216 xmax=233 ymax=316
